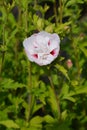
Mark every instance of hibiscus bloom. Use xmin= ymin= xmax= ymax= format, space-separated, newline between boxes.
xmin=23 ymin=31 xmax=60 ymax=66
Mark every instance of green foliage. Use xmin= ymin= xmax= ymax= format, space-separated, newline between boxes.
xmin=0 ymin=120 xmax=19 ymax=129
xmin=0 ymin=0 xmax=87 ymax=130
xmin=55 ymin=64 xmax=69 ymax=80
xmin=0 ymin=78 xmax=26 ymax=90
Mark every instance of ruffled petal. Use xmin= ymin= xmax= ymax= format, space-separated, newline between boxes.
xmin=23 ymin=31 xmax=60 ymax=66
xmin=49 ymin=33 xmax=60 ymax=52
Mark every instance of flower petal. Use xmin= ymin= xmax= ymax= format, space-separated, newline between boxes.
xmin=49 ymin=34 xmax=60 ymax=51
xmin=23 ymin=31 xmax=60 ymax=66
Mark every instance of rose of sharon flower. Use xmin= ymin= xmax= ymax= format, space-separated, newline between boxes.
xmin=23 ymin=31 xmax=60 ymax=66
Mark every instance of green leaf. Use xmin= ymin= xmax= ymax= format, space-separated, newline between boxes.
xmin=55 ymin=22 xmax=71 ymax=34
xmin=61 ymin=83 xmax=76 ymax=102
xmin=0 ymin=78 xmax=26 ymax=90
xmin=43 ymin=115 xmax=55 ymax=123
xmin=55 ymin=64 xmax=69 ymax=80
xmin=61 ymin=83 xmax=69 ymax=96
xmin=61 ymin=83 xmax=87 ymax=102
xmin=79 ymin=41 xmax=87 ymax=57
xmin=68 ymin=85 xmax=87 ymax=96
xmin=37 ymin=18 xmax=44 ymax=30
xmin=45 ymin=121 xmax=71 ymax=130
xmin=29 ymin=116 xmax=43 ymax=130
xmin=61 ymin=110 xmax=68 ymax=120
xmin=66 ymin=0 xmax=84 ymax=7
xmin=0 ymin=120 xmax=19 ymax=128
xmin=62 ymin=96 xmax=76 ymax=102
xmin=61 ymin=84 xmax=87 ymax=102
xmin=30 ymin=116 xmax=43 ymax=125
xmin=0 ymin=111 xmax=8 ymax=121
xmin=21 ymin=126 xmax=42 ymax=130
xmin=80 ymin=46 xmax=87 ymax=57
xmin=45 ymin=24 xmax=55 ymax=33
xmin=6 ymin=28 xmax=18 ymax=44
xmin=32 ymin=103 xmax=44 ymax=115
xmin=47 ymin=86 xmax=59 ymax=118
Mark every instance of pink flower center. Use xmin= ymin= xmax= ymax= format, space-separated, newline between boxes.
xmin=50 ymin=49 xmax=56 ymax=56
xmin=34 ymin=46 xmax=38 ymax=48
xmin=48 ymin=40 xmax=50 ymax=46
xmin=33 ymin=54 xmax=38 ymax=58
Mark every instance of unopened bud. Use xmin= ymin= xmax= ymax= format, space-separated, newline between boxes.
xmin=66 ymin=59 xmax=73 ymax=69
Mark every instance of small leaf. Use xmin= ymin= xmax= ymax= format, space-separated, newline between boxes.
xmin=29 ymin=116 xmax=43 ymax=129
xmin=37 ymin=18 xmax=44 ymax=30
xmin=80 ymin=47 xmax=87 ymax=57
xmin=61 ymin=110 xmax=68 ymax=120
xmin=69 ymin=86 xmax=87 ymax=96
xmin=55 ymin=64 xmax=69 ymax=80
xmin=47 ymin=86 xmax=59 ymax=118
xmin=61 ymin=83 xmax=76 ymax=102
xmin=45 ymin=24 xmax=55 ymax=33
xmin=32 ymin=103 xmax=44 ymax=115
xmin=0 ymin=78 xmax=26 ymax=90
xmin=30 ymin=116 xmax=43 ymax=125
xmin=0 ymin=120 xmax=19 ymax=128
xmin=43 ymin=115 xmax=55 ymax=123
xmin=79 ymin=42 xmax=87 ymax=57
xmin=62 ymin=96 xmax=76 ymax=102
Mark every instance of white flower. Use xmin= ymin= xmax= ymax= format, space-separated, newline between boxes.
xmin=23 ymin=31 xmax=60 ymax=66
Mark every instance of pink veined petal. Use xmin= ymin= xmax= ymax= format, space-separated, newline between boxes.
xmin=32 ymin=54 xmax=38 ymax=59
xmin=50 ymin=48 xmax=59 ymax=57
xmin=50 ymin=49 xmax=56 ymax=56
xmin=34 ymin=45 xmax=38 ymax=48
xmin=48 ymin=40 xmax=50 ymax=46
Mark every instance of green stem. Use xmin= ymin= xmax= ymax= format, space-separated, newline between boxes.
xmin=54 ymin=0 xmax=58 ymax=24
xmin=23 ymin=0 xmax=34 ymax=121
xmin=0 ymin=9 xmax=6 ymax=77
xmin=0 ymin=52 xmax=5 ymax=76
xmin=48 ymin=75 xmax=61 ymax=120
xmin=27 ymin=61 xmax=32 ymax=121
xmin=59 ymin=0 xmax=63 ymax=24
xmin=34 ymin=0 xmax=37 ymax=8
xmin=24 ymin=2 xmax=28 ymax=36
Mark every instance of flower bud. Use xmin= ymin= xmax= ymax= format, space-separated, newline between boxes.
xmin=66 ymin=59 xmax=73 ymax=69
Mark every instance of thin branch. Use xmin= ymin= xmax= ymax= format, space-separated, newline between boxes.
xmin=53 ymin=0 xmax=58 ymax=24
xmin=59 ymin=0 xmax=63 ymax=24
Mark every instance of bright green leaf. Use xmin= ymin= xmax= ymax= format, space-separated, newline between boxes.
xmin=55 ymin=64 xmax=69 ymax=80
xmin=0 ymin=120 xmax=19 ymax=128
xmin=30 ymin=116 xmax=43 ymax=125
